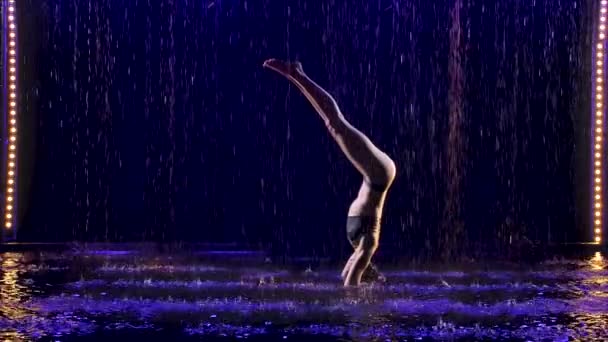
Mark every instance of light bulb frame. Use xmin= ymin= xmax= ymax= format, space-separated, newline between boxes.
xmin=2 ymin=0 xmax=18 ymax=241
xmin=592 ymin=0 xmax=608 ymax=246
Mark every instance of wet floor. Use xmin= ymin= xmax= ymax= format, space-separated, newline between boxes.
xmin=0 ymin=247 xmax=606 ymax=341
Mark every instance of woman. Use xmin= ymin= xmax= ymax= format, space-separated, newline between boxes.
xmin=264 ymin=59 xmax=396 ymax=287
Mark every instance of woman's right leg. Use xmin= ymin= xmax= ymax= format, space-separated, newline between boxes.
xmin=263 ymin=59 xmax=396 ymax=186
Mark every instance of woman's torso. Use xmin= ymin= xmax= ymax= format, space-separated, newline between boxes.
xmin=347 ymin=181 xmax=389 ymax=218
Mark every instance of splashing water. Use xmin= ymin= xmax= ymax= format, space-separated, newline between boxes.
xmin=1 ymin=248 xmax=607 ymax=341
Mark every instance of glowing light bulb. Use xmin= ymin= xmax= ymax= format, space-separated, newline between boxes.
xmin=596 ymin=186 xmax=601 ymax=191
xmin=5 ymin=222 xmax=11 ymax=228
xmin=9 ymin=162 xmax=14 ymax=168
xmin=596 ymin=211 xmax=601 ymax=216
xmin=598 ymin=120 xmax=603 ymax=125
xmin=597 ymin=228 xmax=602 ymax=234
xmin=8 ymin=188 xmax=13 ymax=193
xmin=8 ymin=171 xmax=14 ymax=176
xmin=596 ymin=237 xmax=602 ymax=243
xmin=7 ymin=196 xmax=13 ymax=202
xmin=596 ymin=194 xmax=601 ymax=200
xmin=597 ymin=128 xmax=603 ymax=133
xmin=598 ymin=94 xmax=603 ymax=100
xmin=596 ymin=177 xmax=602 ymax=183
xmin=596 ymin=152 xmax=601 ymax=158
xmin=8 ymin=180 xmax=13 ymax=185
xmin=6 ymin=205 xmax=12 ymax=211
xmin=596 ymin=169 xmax=601 ymax=175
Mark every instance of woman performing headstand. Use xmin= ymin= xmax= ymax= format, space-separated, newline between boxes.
xmin=263 ymin=59 xmax=396 ymax=287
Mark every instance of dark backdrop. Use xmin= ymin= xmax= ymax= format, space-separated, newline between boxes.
xmin=11 ymin=0 xmax=593 ymax=259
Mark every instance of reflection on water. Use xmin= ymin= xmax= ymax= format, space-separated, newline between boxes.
xmin=565 ymin=252 xmax=608 ymax=341
xmin=590 ymin=251 xmax=605 ymax=270
xmin=0 ymin=248 xmax=606 ymax=341
xmin=0 ymin=253 xmax=33 ymax=341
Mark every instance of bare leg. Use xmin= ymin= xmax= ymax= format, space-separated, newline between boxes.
xmin=263 ymin=59 xmax=396 ymax=185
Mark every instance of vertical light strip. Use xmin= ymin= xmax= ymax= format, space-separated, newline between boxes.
xmin=592 ymin=0 xmax=607 ymax=244
xmin=4 ymin=0 xmax=18 ymax=234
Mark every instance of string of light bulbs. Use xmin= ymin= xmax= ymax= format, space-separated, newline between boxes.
xmin=4 ymin=0 xmax=18 ymax=234
xmin=592 ymin=0 xmax=607 ymax=245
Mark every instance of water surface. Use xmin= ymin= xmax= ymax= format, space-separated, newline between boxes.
xmin=0 ymin=248 xmax=606 ymax=341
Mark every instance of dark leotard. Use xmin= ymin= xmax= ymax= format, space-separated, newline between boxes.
xmin=346 ymin=215 xmax=380 ymax=245
xmin=347 ymin=179 xmax=386 ymax=244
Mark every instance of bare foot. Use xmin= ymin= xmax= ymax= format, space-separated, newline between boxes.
xmin=263 ymin=59 xmax=303 ymax=77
